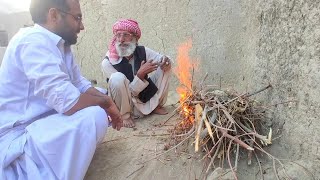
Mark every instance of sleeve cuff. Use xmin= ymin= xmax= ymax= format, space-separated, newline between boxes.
xmin=129 ymin=76 xmax=149 ymax=96
xmin=80 ymin=83 xmax=92 ymax=93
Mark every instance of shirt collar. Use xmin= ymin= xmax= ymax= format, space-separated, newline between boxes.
xmin=34 ymin=24 xmax=64 ymax=46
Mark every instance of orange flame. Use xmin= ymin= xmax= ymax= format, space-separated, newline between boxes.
xmin=174 ymin=39 xmax=198 ymax=128
xmin=174 ymin=39 xmax=198 ymax=101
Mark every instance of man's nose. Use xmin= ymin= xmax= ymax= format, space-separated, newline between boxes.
xmin=80 ymin=21 xmax=84 ymax=30
xmin=118 ymin=35 xmax=125 ymax=42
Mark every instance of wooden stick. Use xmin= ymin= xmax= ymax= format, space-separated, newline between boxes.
xmin=126 ymin=165 xmax=145 ymax=178
xmin=133 ymin=133 xmax=171 ymax=137
xmin=235 ymin=119 xmax=268 ymax=143
xmin=219 ymin=129 xmax=254 ymax=151
xmin=102 ymin=136 xmax=131 ymax=144
xmin=235 ymin=144 xmax=240 ymax=171
xmin=195 ymin=105 xmax=205 ymax=152
xmin=174 ymin=125 xmax=195 ymax=137
xmin=273 ymin=159 xmax=280 ymax=180
xmin=138 ymin=131 xmax=195 ymax=165
xmin=247 ymin=139 xmax=254 ymax=165
xmin=224 ymin=84 xmax=272 ymax=105
xmin=160 ymin=108 xmax=180 ymax=126
xmin=254 ymin=151 xmax=264 ymax=180
xmin=205 ymin=140 xmax=223 ymax=174
xmin=227 ymin=140 xmax=238 ymax=180
xmin=246 ymin=84 xmax=272 ymax=97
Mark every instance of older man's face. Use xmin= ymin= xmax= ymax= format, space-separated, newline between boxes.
xmin=115 ymin=30 xmax=137 ymax=57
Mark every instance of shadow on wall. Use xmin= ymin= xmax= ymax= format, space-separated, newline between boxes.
xmin=0 ymin=29 xmax=8 ymax=64
xmin=0 ymin=11 xmax=33 ymax=64
xmin=0 ymin=30 xmax=8 ymax=47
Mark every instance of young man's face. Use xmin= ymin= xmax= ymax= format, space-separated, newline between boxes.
xmin=56 ymin=0 xmax=84 ymax=45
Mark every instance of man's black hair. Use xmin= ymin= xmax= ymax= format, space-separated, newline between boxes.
xmin=29 ymin=0 xmax=70 ymax=24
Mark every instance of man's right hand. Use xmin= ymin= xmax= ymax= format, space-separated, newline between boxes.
xmin=102 ymin=96 xmax=123 ymax=131
xmin=136 ymin=60 xmax=158 ymax=80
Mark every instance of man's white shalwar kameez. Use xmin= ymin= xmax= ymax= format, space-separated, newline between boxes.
xmin=0 ymin=24 xmax=108 ymax=180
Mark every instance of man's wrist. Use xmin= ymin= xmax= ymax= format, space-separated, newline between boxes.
xmin=104 ymin=96 xmax=113 ymax=109
xmin=137 ymin=72 xmax=145 ymax=80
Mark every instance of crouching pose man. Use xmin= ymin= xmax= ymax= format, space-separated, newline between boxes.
xmin=102 ymin=19 xmax=172 ymax=128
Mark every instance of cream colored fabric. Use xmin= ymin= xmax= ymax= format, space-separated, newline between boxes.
xmin=107 ymin=67 xmax=170 ymax=119
xmin=101 ymin=47 xmax=171 ymax=118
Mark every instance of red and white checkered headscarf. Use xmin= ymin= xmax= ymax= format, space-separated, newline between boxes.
xmin=108 ymin=19 xmax=141 ymax=63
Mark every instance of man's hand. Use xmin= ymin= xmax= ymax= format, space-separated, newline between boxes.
xmin=159 ymin=56 xmax=171 ymax=72
xmin=136 ymin=60 xmax=158 ymax=80
xmin=102 ymin=96 xmax=123 ymax=131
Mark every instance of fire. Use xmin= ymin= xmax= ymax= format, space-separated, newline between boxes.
xmin=175 ymin=39 xmax=194 ymax=100
xmin=174 ymin=39 xmax=198 ymax=129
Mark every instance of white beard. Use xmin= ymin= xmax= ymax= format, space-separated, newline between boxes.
xmin=115 ymin=40 xmax=137 ymax=57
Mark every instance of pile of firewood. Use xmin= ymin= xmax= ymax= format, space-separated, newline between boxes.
xmin=165 ymin=81 xmax=274 ymax=178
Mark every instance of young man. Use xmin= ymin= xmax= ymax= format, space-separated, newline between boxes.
xmin=0 ymin=0 xmax=123 ymax=179
xmin=102 ymin=19 xmax=172 ymax=128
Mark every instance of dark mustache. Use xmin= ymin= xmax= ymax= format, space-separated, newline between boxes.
xmin=119 ymin=43 xmax=130 ymax=46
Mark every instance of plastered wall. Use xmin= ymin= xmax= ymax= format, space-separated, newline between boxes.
xmin=75 ymin=0 xmax=320 ymax=161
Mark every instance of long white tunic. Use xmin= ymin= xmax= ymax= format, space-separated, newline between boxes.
xmin=0 ymin=24 xmax=108 ymax=180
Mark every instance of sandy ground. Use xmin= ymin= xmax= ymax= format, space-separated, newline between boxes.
xmin=84 ymin=105 xmax=204 ymax=180
xmin=84 ymin=92 xmax=320 ymax=180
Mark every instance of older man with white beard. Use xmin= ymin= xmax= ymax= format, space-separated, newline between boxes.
xmin=101 ymin=19 xmax=172 ymax=128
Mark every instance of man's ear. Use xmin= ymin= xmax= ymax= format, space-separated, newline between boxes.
xmin=48 ymin=8 xmax=60 ymax=23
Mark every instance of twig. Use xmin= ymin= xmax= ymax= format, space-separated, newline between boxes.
xmin=273 ymin=159 xmax=280 ymax=180
xmin=247 ymin=139 xmax=254 ymax=165
xmin=234 ymin=144 xmax=240 ymax=171
xmin=156 ymin=158 xmax=166 ymax=165
xmin=159 ymin=109 xmax=179 ymax=126
xmin=254 ymin=145 xmax=289 ymax=180
xmin=203 ymin=135 xmax=225 ymax=161
xmin=126 ymin=165 xmax=145 ymax=178
xmin=101 ymin=136 xmax=131 ymax=144
xmin=254 ymin=151 xmax=264 ymax=180
xmin=224 ymin=84 xmax=272 ymax=105
xmin=138 ymin=131 xmax=195 ymax=165
xmin=133 ymin=133 xmax=171 ymax=137
xmin=235 ymin=119 xmax=268 ymax=143
xmin=219 ymin=129 xmax=254 ymax=151
xmin=174 ymin=125 xmax=195 ymax=137
xmin=224 ymin=92 xmax=247 ymax=105
xmin=191 ymin=67 xmax=195 ymax=90
xmin=246 ymin=84 xmax=272 ymax=97
xmin=227 ymin=140 xmax=238 ymax=180
xmin=200 ymin=73 xmax=209 ymax=88
xmin=205 ymin=140 xmax=222 ymax=175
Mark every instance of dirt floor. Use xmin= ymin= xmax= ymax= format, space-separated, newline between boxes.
xmin=84 ymin=92 xmax=320 ymax=180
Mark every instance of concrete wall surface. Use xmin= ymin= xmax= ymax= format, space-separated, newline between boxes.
xmin=0 ymin=47 xmax=6 ymax=64
xmin=255 ymin=0 xmax=320 ymax=160
xmin=0 ymin=0 xmax=318 ymax=174
xmin=0 ymin=12 xmax=33 ymax=40
xmin=0 ymin=12 xmax=33 ymax=61
xmin=75 ymin=0 xmax=320 ymax=165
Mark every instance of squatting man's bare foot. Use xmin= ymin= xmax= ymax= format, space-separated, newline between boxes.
xmin=152 ymin=106 xmax=168 ymax=115
xmin=123 ymin=116 xmax=135 ymax=128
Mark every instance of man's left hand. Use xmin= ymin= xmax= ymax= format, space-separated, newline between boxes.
xmin=160 ymin=56 xmax=172 ymax=72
